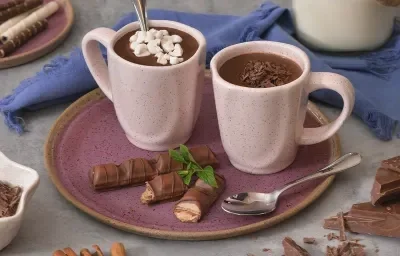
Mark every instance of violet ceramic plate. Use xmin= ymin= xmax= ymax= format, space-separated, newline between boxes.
xmin=0 ymin=0 xmax=74 ymax=69
xmin=45 ymin=73 xmax=341 ymax=240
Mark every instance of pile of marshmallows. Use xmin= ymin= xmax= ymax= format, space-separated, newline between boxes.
xmin=129 ymin=28 xmax=184 ymax=65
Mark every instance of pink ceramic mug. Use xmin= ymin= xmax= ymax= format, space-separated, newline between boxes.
xmin=82 ymin=21 xmax=206 ymax=151
xmin=211 ymin=41 xmax=355 ymax=174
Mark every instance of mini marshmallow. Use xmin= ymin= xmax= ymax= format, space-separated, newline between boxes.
xmin=145 ymin=31 xmax=155 ymax=43
xmin=149 ymin=28 xmax=157 ymax=33
xmin=129 ymin=35 xmax=138 ymax=42
xmin=147 ymin=39 xmax=163 ymax=54
xmin=134 ymin=44 xmax=151 ymax=57
xmin=155 ymin=52 xmax=163 ymax=58
xmin=171 ymin=35 xmax=183 ymax=43
xmin=136 ymin=31 xmax=147 ymax=43
xmin=157 ymin=54 xmax=169 ymax=65
xmin=169 ymin=56 xmax=184 ymax=65
xmin=130 ymin=41 xmax=140 ymax=50
xmin=169 ymin=43 xmax=183 ymax=57
xmin=154 ymin=30 xmax=164 ymax=39
xmin=163 ymin=53 xmax=170 ymax=60
xmin=160 ymin=30 xmax=169 ymax=36
xmin=161 ymin=39 xmax=175 ymax=53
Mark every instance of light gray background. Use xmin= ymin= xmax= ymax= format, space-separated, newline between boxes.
xmin=1 ymin=0 xmax=399 ymax=255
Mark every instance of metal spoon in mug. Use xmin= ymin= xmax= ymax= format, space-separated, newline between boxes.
xmin=131 ymin=0 xmax=149 ymax=31
xmin=221 ymin=152 xmax=362 ymax=216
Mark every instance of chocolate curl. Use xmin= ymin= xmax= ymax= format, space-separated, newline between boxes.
xmin=282 ymin=237 xmax=310 ymax=256
xmin=0 ymin=0 xmax=24 ymax=11
xmin=89 ymin=145 xmax=218 ymax=191
xmin=141 ymin=172 xmax=188 ymax=204
xmin=154 ymin=145 xmax=219 ymax=174
xmin=89 ymin=158 xmax=157 ymax=190
xmin=174 ymin=174 xmax=225 ymax=223
xmin=0 ymin=0 xmax=43 ymax=22
xmin=0 ymin=19 xmax=47 ymax=58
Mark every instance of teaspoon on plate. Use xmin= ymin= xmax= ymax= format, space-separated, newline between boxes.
xmin=221 ymin=152 xmax=362 ymax=216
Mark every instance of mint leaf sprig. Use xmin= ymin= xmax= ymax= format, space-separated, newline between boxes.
xmin=169 ymin=145 xmax=218 ymax=188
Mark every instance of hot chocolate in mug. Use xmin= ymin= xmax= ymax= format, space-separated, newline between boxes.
xmin=211 ymin=41 xmax=355 ymax=174
xmin=82 ymin=21 xmax=206 ymax=151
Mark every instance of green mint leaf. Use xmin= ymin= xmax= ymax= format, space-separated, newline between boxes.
xmin=187 ymin=162 xmax=193 ymax=171
xmin=179 ymin=144 xmax=191 ymax=163
xmin=196 ymin=166 xmax=218 ymax=188
xmin=169 ymin=149 xmax=185 ymax=163
xmin=178 ymin=170 xmax=189 ymax=178
xmin=183 ymin=170 xmax=195 ymax=185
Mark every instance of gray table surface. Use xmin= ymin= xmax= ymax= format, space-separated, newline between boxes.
xmin=1 ymin=0 xmax=399 ymax=255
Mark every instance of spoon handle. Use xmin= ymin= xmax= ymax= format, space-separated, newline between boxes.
xmin=131 ymin=0 xmax=149 ymax=31
xmin=277 ymin=152 xmax=362 ymax=195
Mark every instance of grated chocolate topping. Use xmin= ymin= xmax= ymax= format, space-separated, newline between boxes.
xmin=0 ymin=182 xmax=22 ymax=218
xmin=240 ymin=60 xmax=293 ymax=88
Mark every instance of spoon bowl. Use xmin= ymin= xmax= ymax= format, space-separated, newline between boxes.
xmin=222 ymin=152 xmax=362 ymax=216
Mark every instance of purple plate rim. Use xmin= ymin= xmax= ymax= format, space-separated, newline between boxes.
xmin=44 ymin=73 xmax=341 ymax=240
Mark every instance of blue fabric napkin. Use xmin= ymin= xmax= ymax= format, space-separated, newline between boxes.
xmin=1 ymin=2 xmax=399 ymax=140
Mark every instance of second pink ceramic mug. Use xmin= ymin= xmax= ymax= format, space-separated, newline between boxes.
xmin=82 ymin=21 xmax=206 ymax=151
xmin=211 ymin=41 xmax=355 ymax=175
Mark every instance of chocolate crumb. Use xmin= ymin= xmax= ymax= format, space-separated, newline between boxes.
xmin=262 ymin=248 xmax=270 ymax=252
xmin=326 ymin=246 xmax=338 ymax=256
xmin=247 ymin=254 xmax=255 ymax=256
xmin=240 ymin=60 xmax=292 ymax=88
xmin=0 ymin=181 xmax=22 ymax=218
xmin=303 ymin=237 xmax=316 ymax=244
xmin=327 ymin=233 xmax=339 ymax=241
xmin=376 ymin=248 xmax=380 ymax=253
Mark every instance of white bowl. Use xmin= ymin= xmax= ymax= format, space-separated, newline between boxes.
xmin=0 ymin=151 xmax=39 ymax=251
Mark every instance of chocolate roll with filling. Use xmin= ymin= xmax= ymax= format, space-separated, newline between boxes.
xmin=154 ymin=145 xmax=219 ymax=174
xmin=0 ymin=0 xmax=43 ymax=22
xmin=89 ymin=158 xmax=157 ymax=190
xmin=89 ymin=145 xmax=218 ymax=190
xmin=0 ymin=20 xmax=48 ymax=58
xmin=174 ymin=174 xmax=225 ymax=223
xmin=141 ymin=172 xmax=188 ymax=204
xmin=0 ymin=0 xmax=25 ymax=11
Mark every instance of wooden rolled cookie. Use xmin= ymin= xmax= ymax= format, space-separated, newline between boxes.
xmin=141 ymin=172 xmax=188 ymax=204
xmin=174 ymin=174 xmax=225 ymax=223
xmin=0 ymin=19 xmax=48 ymax=58
xmin=0 ymin=0 xmax=24 ymax=11
xmin=0 ymin=0 xmax=43 ymax=22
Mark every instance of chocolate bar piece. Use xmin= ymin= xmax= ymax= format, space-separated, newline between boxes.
xmin=302 ymin=237 xmax=316 ymax=244
xmin=0 ymin=20 xmax=48 ymax=58
xmin=0 ymin=0 xmax=24 ymax=11
xmin=89 ymin=145 xmax=218 ymax=190
xmin=381 ymin=156 xmax=400 ymax=173
xmin=154 ymin=145 xmax=219 ymax=175
xmin=0 ymin=0 xmax=43 ymax=22
xmin=282 ymin=237 xmax=310 ymax=256
xmin=141 ymin=172 xmax=188 ymax=204
xmin=371 ymin=168 xmax=400 ymax=205
xmin=174 ymin=174 xmax=225 ymax=223
xmin=324 ymin=202 xmax=400 ymax=238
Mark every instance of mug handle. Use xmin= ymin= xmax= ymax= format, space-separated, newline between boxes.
xmin=299 ymin=72 xmax=355 ymax=145
xmin=82 ymin=27 xmax=117 ymax=102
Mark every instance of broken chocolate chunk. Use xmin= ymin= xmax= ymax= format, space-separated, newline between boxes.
xmin=282 ymin=237 xmax=310 ymax=256
xmin=371 ymin=168 xmax=400 ymax=205
xmin=381 ymin=156 xmax=400 ymax=173
xmin=338 ymin=212 xmax=347 ymax=241
xmin=0 ymin=181 xmax=22 ymax=218
xmin=240 ymin=60 xmax=293 ymax=88
xmin=324 ymin=202 xmax=400 ymax=238
xmin=302 ymin=237 xmax=316 ymax=244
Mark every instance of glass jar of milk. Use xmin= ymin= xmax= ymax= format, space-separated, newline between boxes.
xmin=292 ymin=0 xmax=397 ymax=51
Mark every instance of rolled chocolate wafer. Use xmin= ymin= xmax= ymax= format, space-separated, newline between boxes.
xmin=90 ymin=145 xmax=218 ymax=190
xmin=0 ymin=19 xmax=47 ymax=58
xmin=0 ymin=0 xmax=24 ymax=11
xmin=0 ymin=0 xmax=43 ymax=22
xmin=89 ymin=158 xmax=157 ymax=190
xmin=141 ymin=172 xmax=188 ymax=204
xmin=174 ymin=174 xmax=225 ymax=223
xmin=154 ymin=145 xmax=219 ymax=174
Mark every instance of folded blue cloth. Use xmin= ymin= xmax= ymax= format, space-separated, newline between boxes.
xmin=1 ymin=2 xmax=399 ymax=140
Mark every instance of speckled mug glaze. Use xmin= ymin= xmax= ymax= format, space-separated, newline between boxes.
xmin=82 ymin=21 xmax=206 ymax=151
xmin=211 ymin=42 xmax=355 ymax=174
